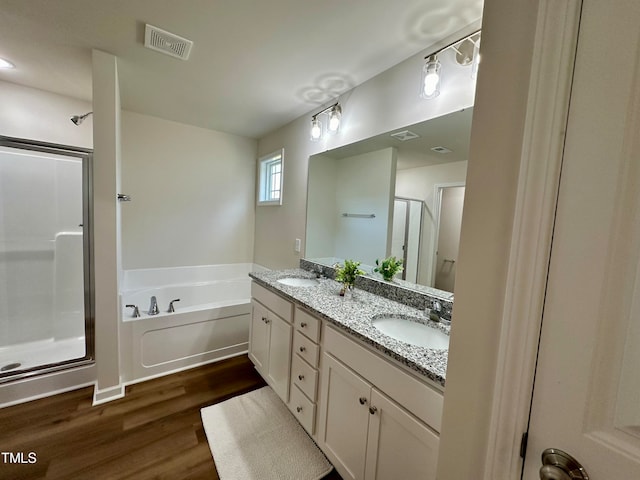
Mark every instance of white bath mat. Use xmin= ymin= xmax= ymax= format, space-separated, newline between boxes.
xmin=201 ymin=386 xmax=333 ymax=480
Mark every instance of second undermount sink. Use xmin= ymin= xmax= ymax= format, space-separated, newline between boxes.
xmin=276 ymin=277 xmax=320 ymax=287
xmin=371 ymin=315 xmax=450 ymax=350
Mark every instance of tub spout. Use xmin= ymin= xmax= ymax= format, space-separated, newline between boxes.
xmin=126 ymin=304 xmax=140 ymax=318
xmin=168 ymin=299 xmax=181 ymax=313
xmin=148 ymin=296 xmax=160 ymax=315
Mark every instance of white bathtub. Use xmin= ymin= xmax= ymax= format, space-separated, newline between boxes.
xmin=119 ymin=263 xmax=266 ymax=383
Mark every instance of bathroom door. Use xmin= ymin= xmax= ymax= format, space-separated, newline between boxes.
xmin=522 ymin=0 xmax=640 ymax=477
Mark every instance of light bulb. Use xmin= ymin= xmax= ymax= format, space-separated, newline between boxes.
xmin=0 ymin=57 xmax=15 ymax=69
xmin=421 ymin=55 xmax=441 ymax=99
xmin=310 ymin=118 xmax=322 ymax=141
xmin=328 ymin=104 xmax=341 ymax=133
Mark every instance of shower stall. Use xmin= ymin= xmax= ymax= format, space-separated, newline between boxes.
xmin=0 ymin=136 xmax=94 ymax=382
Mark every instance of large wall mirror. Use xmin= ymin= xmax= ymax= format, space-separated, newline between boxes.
xmin=305 ymin=107 xmax=473 ymax=297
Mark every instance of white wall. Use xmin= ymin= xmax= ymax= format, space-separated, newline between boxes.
xmin=255 ymin=26 xmax=480 ymax=269
xmin=0 ymin=80 xmax=93 ymax=148
xmin=120 ymin=111 xmax=257 ymax=269
xmin=395 ymin=160 xmax=468 ymax=285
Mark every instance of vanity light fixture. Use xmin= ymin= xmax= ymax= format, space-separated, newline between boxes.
xmin=310 ymin=102 xmax=342 ymax=141
xmin=420 ymin=29 xmax=481 ymax=100
xmin=0 ymin=57 xmax=15 ymax=69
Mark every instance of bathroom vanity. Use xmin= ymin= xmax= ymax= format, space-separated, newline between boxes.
xmin=248 ymin=265 xmax=450 ymax=480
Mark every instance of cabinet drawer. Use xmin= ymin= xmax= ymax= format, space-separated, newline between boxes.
xmin=290 ymin=384 xmax=316 ymax=435
xmin=293 ymin=331 xmax=320 ymax=367
xmin=294 ymin=307 xmax=321 ymax=342
xmin=292 ymin=353 xmax=318 ymax=400
xmin=252 ymin=282 xmax=293 ymax=323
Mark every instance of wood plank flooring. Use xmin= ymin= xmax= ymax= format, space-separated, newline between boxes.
xmin=0 ymin=355 xmax=342 ymax=480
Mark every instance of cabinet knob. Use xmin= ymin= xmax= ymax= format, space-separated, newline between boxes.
xmin=369 ymin=406 xmax=378 ymax=415
xmin=264 ymin=318 xmax=270 ymax=324
xmin=359 ymin=397 xmax=367 ymax=405
xmin=299 ymin=346 xmax=306 ymax=353
xmin=300 ymin=322 xmax=307 ymax=328
xmin=298 ymin=374 xmax=305 ymax=381
xmin=296 ymin=406 xmax=303 ymax=413
xmin=261 ymin=316 xmax=267 ymax=323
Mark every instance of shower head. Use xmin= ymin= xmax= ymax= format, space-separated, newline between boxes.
xmin=70 ymin=111 xmax=93 ymax=126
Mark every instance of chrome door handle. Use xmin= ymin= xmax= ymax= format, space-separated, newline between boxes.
xmin=359 ymin=397 xmax=367 ymax=405
xmin=539 ymin=449 xmax=589 ymax=480
xmin=369 ymin=406 xmax=377 ymax=415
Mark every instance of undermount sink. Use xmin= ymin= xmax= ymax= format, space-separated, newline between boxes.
xmin=371 ymin=315 xmax=450 ymax=350
xmin=276 ymin=277 xmax=320 ymax=287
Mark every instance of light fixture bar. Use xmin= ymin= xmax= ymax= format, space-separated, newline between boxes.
xmin=311 ymin=102 xmax=340 ymax=121
xmin=423 ymin=29 xmax=481 ymax=61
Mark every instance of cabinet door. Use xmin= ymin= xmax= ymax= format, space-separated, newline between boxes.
xmin=266 ymin=313 xmax=292 ymax=402
xmin=319 ymin=353 xmax=371 ymax=480
xmin=249 ymin=301 xmax=270 ymax=373
xmin=365 ymin=389 xmax=439 ymax=480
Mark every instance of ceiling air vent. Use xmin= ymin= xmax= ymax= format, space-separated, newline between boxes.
xmin=144 ymin=24 xmax=193 ymax=60
xmin=431 ymin=146 xmax=452 ymax=154
xmin=390 ymin=130 xmax=420 ymax=141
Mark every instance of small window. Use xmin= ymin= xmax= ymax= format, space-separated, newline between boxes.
xmin=258 ymin=149 xmax=284 ymax=205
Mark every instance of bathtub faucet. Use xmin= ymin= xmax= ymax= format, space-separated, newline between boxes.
xmin=125 ymin=304 xmax=140 ymax=318
xmin=148 ymin=296 xmax=160 ymax=315
xmin=168 ymin=299 xmax=181 ymax=313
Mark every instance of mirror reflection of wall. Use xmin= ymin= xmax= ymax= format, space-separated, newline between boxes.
xmin=434 ymin=185 xmax=465 ymax=291
xmin=306 ymin=147 xmax=396 ymax=271
xmin=305 ymin=108 xmax=472 ymax=296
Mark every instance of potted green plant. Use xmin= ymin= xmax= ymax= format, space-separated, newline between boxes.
xmin=374 ymin=256 xmax=403 ymax=282
xmin=334 ymin=259 xmax=365 ymax=296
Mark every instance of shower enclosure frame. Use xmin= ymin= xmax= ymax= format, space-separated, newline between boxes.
xmin=0 ymin=135 xmax=95 ymax=382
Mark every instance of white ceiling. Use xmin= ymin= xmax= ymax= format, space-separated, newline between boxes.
xmin=0 ymin=0 xmax=483 ymax=139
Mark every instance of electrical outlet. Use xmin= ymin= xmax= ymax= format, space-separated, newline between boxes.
xmin=294 ymin=238 xmax=301 ymax=253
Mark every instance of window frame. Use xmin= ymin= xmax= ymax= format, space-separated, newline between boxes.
xmin=257 ymin=148 xmax=284 ymax=206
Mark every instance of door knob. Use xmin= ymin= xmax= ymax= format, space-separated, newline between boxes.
xmin=539 ymin=449 xmax=589 ymax=480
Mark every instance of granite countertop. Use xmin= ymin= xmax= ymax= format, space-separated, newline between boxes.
xmin=249 ymin=268 xmax=448 ymax=389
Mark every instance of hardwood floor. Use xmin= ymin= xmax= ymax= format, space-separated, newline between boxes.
xmin=0 ymin=355 xmax=342 ymax=480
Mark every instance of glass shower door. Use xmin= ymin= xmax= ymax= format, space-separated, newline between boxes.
xmin=0 ymin=139 xmax=93 ymax=380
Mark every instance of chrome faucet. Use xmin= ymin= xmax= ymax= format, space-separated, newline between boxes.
xmin=428 ymin=300 xmax=451 ymax=325
xmin=429 ymin=301 xmax=442 ymax=322
xmin=168 ymin=298 xmax=181 ymax=313
xmin=148 ymin=296 xmax=160 ymax=315
xmin=126 ymin=304 xmax=140 ymax=318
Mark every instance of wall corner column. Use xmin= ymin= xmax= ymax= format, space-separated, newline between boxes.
xmin=91 ymin=49 xmax=124 ymax=404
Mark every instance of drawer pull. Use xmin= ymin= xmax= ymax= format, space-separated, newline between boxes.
xmin=298 ymin=374 xmax=305 ymax=381
xmin=369 ymin=406 xmax=378 ymax=415
xmin=296 ymin=406 xmax=303 ymax=413
xmin=359 ymin=397 xmax=367 ymax=405
xmin=300 ymin=322 xmax=307 ymax=328
xmin=299 ymin=346 xmax=306 ymax=353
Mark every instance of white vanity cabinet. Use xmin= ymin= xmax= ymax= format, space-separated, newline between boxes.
xmin=249 ymin=283 xmax=293 ymax=402
xmin=317 ymin=325 xmax=443 ymax=480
